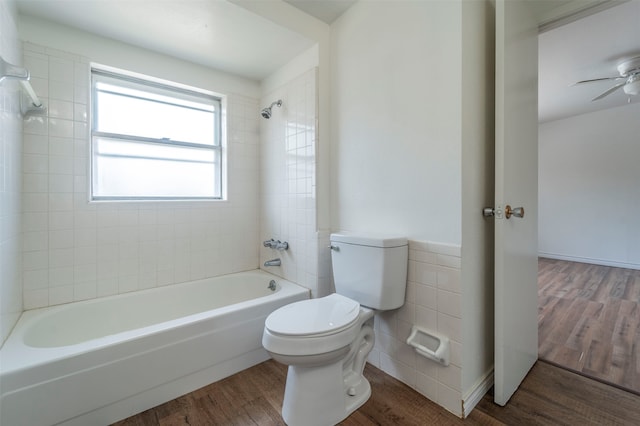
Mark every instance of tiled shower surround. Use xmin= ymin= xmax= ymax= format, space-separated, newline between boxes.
xmin=259 ymin=69 xmax=321 ymax=296
xmin=21 ymin=43 xmax=261 ymax=309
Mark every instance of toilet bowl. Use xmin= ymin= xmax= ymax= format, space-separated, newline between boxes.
xmin=262 ymin=232 xmax=408 ymax=426
xmin=262 ymin=294 xmax=376 ymax=426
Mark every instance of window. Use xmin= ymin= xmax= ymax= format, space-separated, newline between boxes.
xmin=91 ymin=68 xmax=222 ymax=200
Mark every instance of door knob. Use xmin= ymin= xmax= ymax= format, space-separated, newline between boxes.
xmin=483 ymin=207 xmax=496 ymax=217
xmin=483 ymin=206 xmax=503 ymax=218
xmin=505 ymin=205 xmax=524 ymax=219
xmin=482 ymin=205 xmax=524 ymax=219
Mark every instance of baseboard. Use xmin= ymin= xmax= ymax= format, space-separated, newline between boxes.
xmin=461 ymin=367 xmax=494 ymax=418
xmin=539 ymin=252 xmax=640 ymax=271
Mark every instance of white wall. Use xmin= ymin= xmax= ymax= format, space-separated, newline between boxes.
xmin=18 ymin=29 xmax=262 ymax=308
xmin=330 ymin=0 xmax=462 ymax=244
xmin=539 ymin=102 xmax=640 ymax=269
xmin=261 ymin=44 xmax=318 ymax=96
xmin=0 ymin=0 xmax=23 ymax=345
xmin=330 ymin=0 xmax=494 ymax=418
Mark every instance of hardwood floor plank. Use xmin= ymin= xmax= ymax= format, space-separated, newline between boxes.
xmin=584 ymin=332 xmax=612 ymax=376
xmin=239 ymin=397 xmax=284 ymax=426
xmin=538 ymin=258 xmax=640 ymax=394
xmin=483 ymin=362 xmax=629 ymax=425
xmin=623 ymin=341 xmax=640 ymax=389
xmin=627 ymin=275 xmax=640 ymax=301
xmin=116 ymin=409 xmax=158 ymax=426
xmin=538 ymin=296 xmax=573 ymax=344
xmin=547 ymin=297 xmax=588 ymax=346
xmin=565 ymin=307 xmax=592 ymax=350
xmin=157 ymin=413 xmax=190 ymax=426
xmin=115 ymin=359 xmax=640 ymax=426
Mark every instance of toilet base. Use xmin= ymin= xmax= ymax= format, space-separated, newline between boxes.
xmin=280 ymin=322 xmax=375 ymax=426
xmin=281 ymin=362 xmax=371 ymax=426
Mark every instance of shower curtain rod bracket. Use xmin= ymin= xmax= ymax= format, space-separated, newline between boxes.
xmin=0 ymin=55 xmax=29 ymax=81
xmin=1 ymin=55 xmax=46 ymax=116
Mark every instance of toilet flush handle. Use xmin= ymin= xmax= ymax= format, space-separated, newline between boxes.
xmin=328 ymin=244 xmax=339 ymax=251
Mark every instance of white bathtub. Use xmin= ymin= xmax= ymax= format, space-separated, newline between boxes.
xmin=0 ymin=270 xmax=308 ymax=426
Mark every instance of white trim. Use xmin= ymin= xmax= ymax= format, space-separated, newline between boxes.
xmin=537 ymin=0 xmax=627 ymax=33
xmin=539 ymin=252 xmax=640 ymax=271
xmin=462 ymin=367 xmax=494 ymax=418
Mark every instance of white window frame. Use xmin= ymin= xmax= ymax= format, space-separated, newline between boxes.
xmin=90 ymin=66 xmax=223 ymax=201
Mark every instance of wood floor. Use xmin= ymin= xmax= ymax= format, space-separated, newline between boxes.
xmin=114 ymin=359 xmax=640 ymax=425
xmin=538 ymin=258 xmax=640 ymax=394
xmin=113 ymin=258 xmax=640 ymax=425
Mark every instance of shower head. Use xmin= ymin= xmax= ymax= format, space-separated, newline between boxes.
xmin=261 ymin=99 xmax=282 ymax=119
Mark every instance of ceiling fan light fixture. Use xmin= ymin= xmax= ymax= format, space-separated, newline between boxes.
xmin=617 ymin=57 xmax=640 ymax=77
xmin=623 ymin=75 xmax=640 ymax=96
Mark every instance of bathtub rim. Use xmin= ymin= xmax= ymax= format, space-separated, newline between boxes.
xmin=0 ymin=269 xmax=306 ymax=377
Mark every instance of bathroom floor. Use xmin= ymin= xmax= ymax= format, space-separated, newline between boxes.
xmin=538 ymin=257 xmax=640 ymax=395
xmin=114 ymin=359 xmax=638 ymax=425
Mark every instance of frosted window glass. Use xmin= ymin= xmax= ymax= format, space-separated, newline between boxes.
xmin=95 ymin=84 xmax=214 ymax=145
xmin=91 ymin=68 xmax=222 ymax=200
xmin=92 ymin=138 xmax=219 ymax=198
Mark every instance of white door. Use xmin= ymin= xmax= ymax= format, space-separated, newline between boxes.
xmin=493 ymin=0 xmax=539 ymax=406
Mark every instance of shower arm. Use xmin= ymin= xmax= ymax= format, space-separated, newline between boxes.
xmin=261 ymin=99 xmax=283 ymax=119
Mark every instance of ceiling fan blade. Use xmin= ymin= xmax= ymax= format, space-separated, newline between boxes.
xmin=573 ymin=76 xmax=623 ymax=85
xmin=592 ymin=82 xmax=626 ymax=101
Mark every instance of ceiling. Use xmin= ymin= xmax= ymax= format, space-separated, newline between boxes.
xmin=15 ymin=0 xmax=318 ymax=81
xmin=283 ymin=0 xmax=357 ymax=24
xmin=539 ymin=0 xmax=640 ymax=122
xmin=15 ymin=0 xmax=640 ymax=121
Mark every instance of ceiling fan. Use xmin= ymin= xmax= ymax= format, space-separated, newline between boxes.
xmin=574 ymin=57 xmax=640 ymax=101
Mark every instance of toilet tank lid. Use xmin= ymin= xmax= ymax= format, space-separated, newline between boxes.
xmin=330 ymin=232 xmax=407 ymax=248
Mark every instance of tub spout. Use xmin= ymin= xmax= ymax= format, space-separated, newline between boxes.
xmin=264 ymin=258 xmax=281 ymax=267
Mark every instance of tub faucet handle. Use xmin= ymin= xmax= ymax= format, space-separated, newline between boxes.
xmin=275 ymin=241 xmax=288 ymax=251
xmin=263 ymin=239 xmax=277 ymax=249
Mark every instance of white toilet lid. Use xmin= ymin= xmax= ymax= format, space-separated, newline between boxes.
xmin=265 ymin=294 xmax=360 ymax=337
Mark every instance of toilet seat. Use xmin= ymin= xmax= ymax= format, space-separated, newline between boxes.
xmin=262 ymin=294 xmax=367 ymax=357
xmin=265 ymin=293 xmax=360 ymax=337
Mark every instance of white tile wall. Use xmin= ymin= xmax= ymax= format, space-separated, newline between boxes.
xmin=259 ymin=68 xmax=319 ymax=295
xmin=21 ymin=43 xmax=261 ymax=309
xmin=367 ymin=240 xmax=463 ymax=417
xmin=0 ymin=0 xmax=23 ymax=345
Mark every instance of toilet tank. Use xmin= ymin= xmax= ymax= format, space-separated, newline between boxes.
xmin=330 ymin=233 xmax=408 ymax=310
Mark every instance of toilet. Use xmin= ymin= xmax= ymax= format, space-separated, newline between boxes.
xmin=262 ymin=232 xmax=408 ymax=426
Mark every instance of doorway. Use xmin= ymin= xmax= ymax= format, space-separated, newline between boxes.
xmin=537 ymin=0 xmax=640 ymax=395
